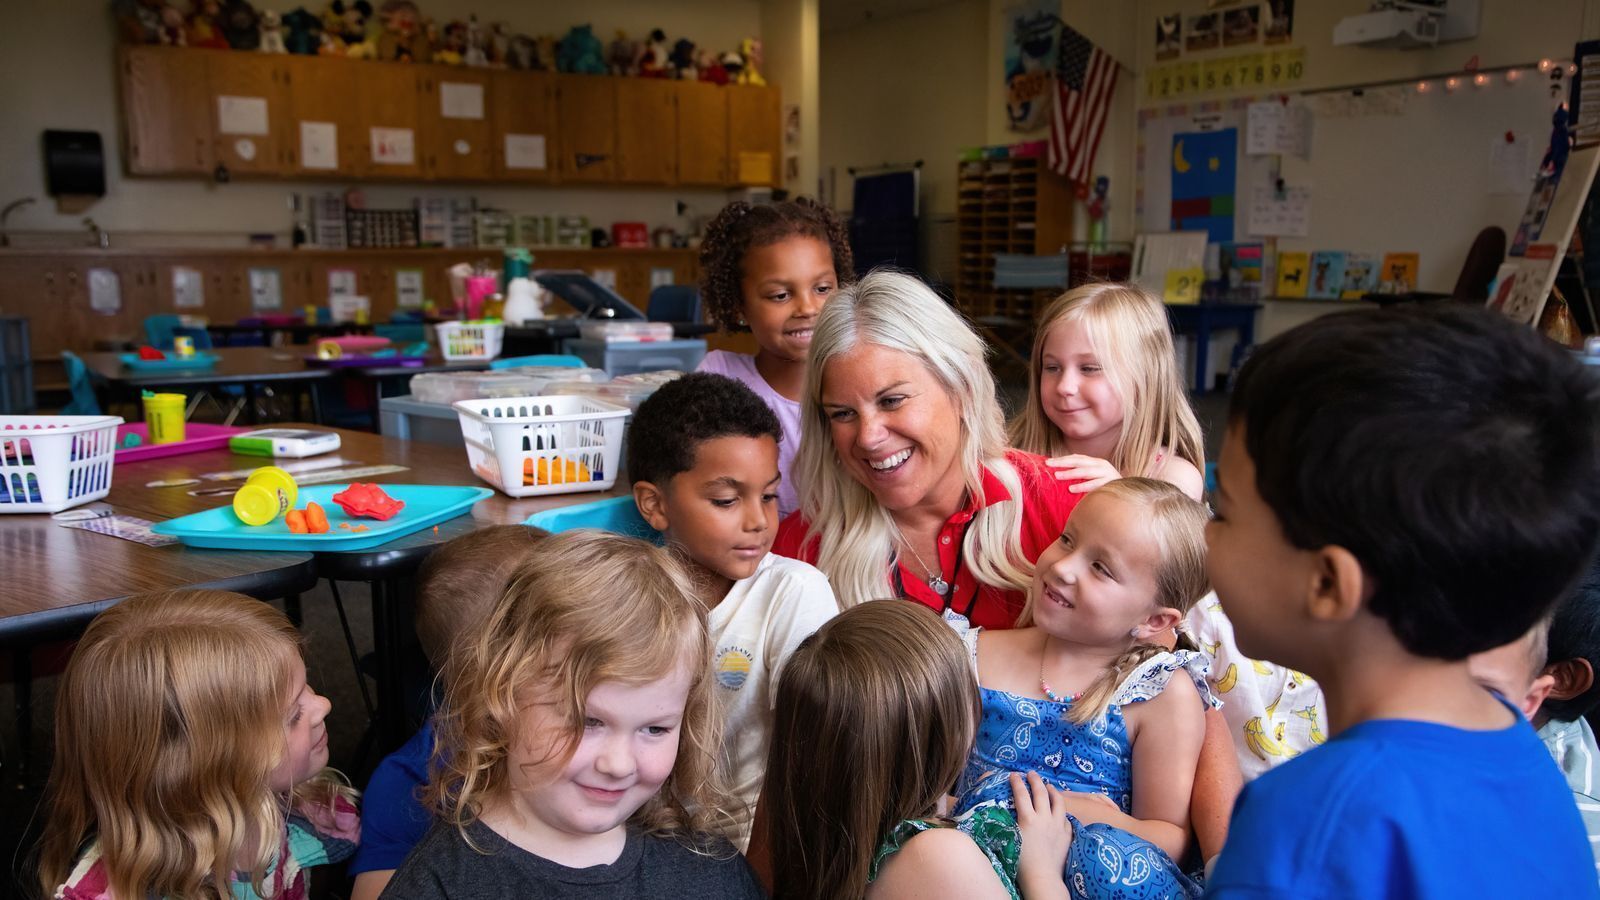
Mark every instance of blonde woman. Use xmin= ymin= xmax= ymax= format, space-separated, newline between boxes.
xmin=1009 ymin=283 xmax=1206 ymax=500
xmin=771 ymin=269 xmax=1087 ymax=629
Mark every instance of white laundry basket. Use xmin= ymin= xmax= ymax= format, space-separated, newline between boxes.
xmin=453 ymin=395 xmax=628 ymax=497
xmin=0 ymin=415 xmax=124 ymax=513
xmin=435 ymin=321 xmax=505 ymax=361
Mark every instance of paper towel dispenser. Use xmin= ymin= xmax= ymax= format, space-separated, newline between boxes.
xmin=42 ymin=130 xmax=106 ymax=198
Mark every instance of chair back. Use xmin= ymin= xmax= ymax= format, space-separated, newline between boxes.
xmin=60 ymin=351 xmax=101 ymax=415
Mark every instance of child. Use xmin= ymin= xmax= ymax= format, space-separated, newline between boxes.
xmin=1467 ymin=617 xmax=1555 ymax=719
xmin=1536 ymin=564 xmax=1600 ymax=883
xmin=955 ymin=477 xmax=1214 ymax=894
xmin=765 ymin=600 xmax=1075 ymax=900
xmin=349 ymin=525 xmax=547 ymax=900
xmin=386 ymin=530 xmax=764 ymax=896
xmin=697 ymin=198 xmax=857 ymax=516
xmin=39 ymin=590 xmax=359 ymax=900
xmin=1204 ymin=305 xmax=1600 ymax=896
xmin=629 ymin=371 xmax=839 ymax=851
xmin=1008 ymin=284 xmax=1206 ymax=499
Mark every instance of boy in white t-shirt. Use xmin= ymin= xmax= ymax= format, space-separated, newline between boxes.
xmin=629 ymin=372 xmax=839 ymax=854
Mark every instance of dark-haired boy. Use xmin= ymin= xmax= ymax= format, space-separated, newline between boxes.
xmin=629 ymin=372 xmax=838 ymax=852
xmin=1204 ymin=305 xmax=1600 ymax=897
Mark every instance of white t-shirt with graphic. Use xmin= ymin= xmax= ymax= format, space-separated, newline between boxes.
xmin=707 ymin=552 xmax=839 ymax=849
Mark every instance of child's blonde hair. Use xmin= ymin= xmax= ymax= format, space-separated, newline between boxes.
xmin=1009 ymin=283 xmax=1205 ymax=479
xmin=1018 ymin=477 xmax=1210 ymax=724
xmin=38 ymin=590 xmax=351 ymax=900
xmin=765 ymin=601 xmax=980 ymax=900
xmin=426 ymin=529 xmax=736 ymax=847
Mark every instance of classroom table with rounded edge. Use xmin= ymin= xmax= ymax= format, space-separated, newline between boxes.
xmin=106 ymin=424 xmax=623 ymax=752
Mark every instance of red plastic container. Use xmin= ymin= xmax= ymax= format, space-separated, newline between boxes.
xmin=612 ymin=222 xmax=649 ymax=248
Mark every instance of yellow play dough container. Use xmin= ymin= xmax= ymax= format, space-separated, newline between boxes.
xmin=231 ymin=466 xmax=299 ymax=527
xmin=142 ymin=392 xmax=188 ymax=444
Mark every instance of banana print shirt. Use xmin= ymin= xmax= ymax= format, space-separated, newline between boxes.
xmin=1187 ymin=595 xmax=1329 ymax=781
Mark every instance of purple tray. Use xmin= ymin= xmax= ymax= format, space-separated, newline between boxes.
xmin=304 ymin=354 xmax=430 ymax=369
xmin=116 ymin=423 xmax=245 ymax=461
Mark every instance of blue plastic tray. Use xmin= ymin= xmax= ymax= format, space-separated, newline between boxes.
xmin=119 ymin=352 xmax=220 ymax=372
xmin=152 ymin=484 xmax=492 ymax=551
xmin=524 ymin=496 xmax=660 ymax=542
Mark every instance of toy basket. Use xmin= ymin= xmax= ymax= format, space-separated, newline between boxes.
xmin=436 ymin=321 xmax=505 ymax=361
xmin=0 ymin=415 xmax=124 ymax=513
xmin=453 ymin=395 xmax=628 ymax=498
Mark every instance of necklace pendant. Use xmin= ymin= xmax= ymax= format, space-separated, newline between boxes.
xmin=928 ymin=575 xmax=950 ymax=596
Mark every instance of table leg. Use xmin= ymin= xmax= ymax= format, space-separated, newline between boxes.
xmin=283 ymin=593 xmax=303 ymax=628
xmin=1194 ymin=319 xmax=1213 ymax=395
xmin=12 ymin=646 xmax=32 ymax=786
xmin=370 ymin=578 xmax=418 ymax=754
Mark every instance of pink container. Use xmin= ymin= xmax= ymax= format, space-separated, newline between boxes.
xmin=116 ymin=423 xmax=245 ymax=461
xmin=320 ymin=335 xmax=393 ymax=353
xmin=463 ymin=275 xmax=499 ymax=320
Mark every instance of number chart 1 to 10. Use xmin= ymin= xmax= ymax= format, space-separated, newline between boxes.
xmin=1146 ymin=48 xmax=1307 ymax=101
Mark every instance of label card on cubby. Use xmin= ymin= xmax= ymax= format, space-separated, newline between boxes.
xmin=249 ymin=268 xmax=282 ymax=310
xmin=88 ymin=268 xmax=121 ymax=315
xmin=371 ymin=127 xmax=415 ymax=166
xmin=301 ymin=121 xmax=338 ymax=170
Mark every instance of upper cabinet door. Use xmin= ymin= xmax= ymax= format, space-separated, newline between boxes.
xmin=556 ymin=76 xmax=617 ymax=184
xmin=120 ymin=46 xmax=213 ymax=175
xmin=206 ymin=53 xmax=290 ymax=176
xmin=614 ymin=79 xmax=678 ymax=186
xmin=491 ymin=70 xmax=557 ymax=183
xmin=356 ymin=62 xmax=424 ymax=179
xmin=675 ymin=81 xmax=729 ymax=187
xmin=727 ymin=85 xmax=781 ymax=188
xmin=418 ymin=66 xmax=493 ymax=181
xmin=281 ymin=56 xmax=361 ymax=177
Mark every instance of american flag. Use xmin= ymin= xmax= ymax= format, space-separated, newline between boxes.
xmin=1049 ymin=24 xmax=1118 ymax=184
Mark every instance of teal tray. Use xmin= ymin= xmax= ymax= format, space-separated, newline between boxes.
xmin=152 ymin=484 xmax=492 ymax=551
xmin=120 ymin=352 xmax=220 ymax=372
xmin=524 ymin=496 xmax=660 ymax=542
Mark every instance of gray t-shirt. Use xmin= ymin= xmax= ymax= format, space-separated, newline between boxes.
xmin=382 ymin=820 xmax=766 ymax=899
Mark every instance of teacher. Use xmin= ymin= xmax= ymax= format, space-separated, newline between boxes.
xmin=771 ymin=270 xmax=1086 ymax=629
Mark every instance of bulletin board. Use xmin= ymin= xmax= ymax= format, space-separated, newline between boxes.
xmin=1135 ymin=70 xmax=1567 ymax=293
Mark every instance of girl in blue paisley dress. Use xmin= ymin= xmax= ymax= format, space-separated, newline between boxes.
xmin=955 ymin=478 xmax=1219 ymax=899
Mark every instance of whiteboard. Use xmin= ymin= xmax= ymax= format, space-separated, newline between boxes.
xmin=1137 ymin=73 xmax=1564 ymax=293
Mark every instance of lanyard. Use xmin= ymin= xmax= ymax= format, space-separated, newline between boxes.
xmin=892 ymin=532 xmax=981 ymax=620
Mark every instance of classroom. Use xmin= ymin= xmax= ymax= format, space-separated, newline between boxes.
xmin=4 ymin=0 xmax=1600 ymax=896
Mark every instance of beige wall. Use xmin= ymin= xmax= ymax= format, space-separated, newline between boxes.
xmin=0 ymin=0 xmax=764 ymax=245
xmin=761 ymin=0 xmax=821 ymax=198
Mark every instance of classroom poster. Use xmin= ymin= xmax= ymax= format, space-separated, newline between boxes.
xmin=1005 ymin=0 xmax=1059 ymax=131
xmin=1308 ymin=251 xmax=1347 ymax=299
xmin=1263 ymin=0 xmax=1295 ymax=44
xmin=1276 ymin=251 xmax=1309 ymax=297
xmin=1171 ymin=128 xmax=1237 ymax=242
xmin=1223 ymin=7 xmax=1259 ymax=47
xmin=1145 ymin=48 xmax=1306 ymax=101
xmin=1186 ymin=13 xmax=1220 ymax=52
xmin=1155 ymin=14 xmax=1181 ymax=61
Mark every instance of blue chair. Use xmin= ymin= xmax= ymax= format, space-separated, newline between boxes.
xmin=491 ymin=354 xmax=586 ymax=370
xmin=60 ymin=351 xmax=101 ymax=415
xmin=648 ymin=285 xmax=701 ymax=323
xmin=143 ymin=314 xmax=183 ymax=350
xmin=374 ymin=323 xmax=426 ymax=343
xmin=525 ymin=496 xmax=661 ymax=543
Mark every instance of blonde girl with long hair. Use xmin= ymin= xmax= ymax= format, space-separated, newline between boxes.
xmin=771 ymin=269 xmax=1088 ymax=629
xmin=1009 ymin=283 xmax=1206 ymax=499
xmin=386 ymin=530 xmax=764 ymax=897
xmin=954 ymin=478 xmax=1218 ymax=897
xmin=40 ymin=590 xmax=359 ymax=900
xmin=765 ymin=600 xmax=1075 ymax=900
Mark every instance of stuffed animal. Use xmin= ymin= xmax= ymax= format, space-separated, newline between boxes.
xmin=376 ymin=0 xmax=426 ymax=61
xmin=557 ymin=25 xmax=605 ymax=74
xmin=114 ymin=0 xmax=164 ymax=43
xmin=321 ymin=0 xmax=371 ymax=52
xmin=737 ymin=37 xmax=766 ymax=86
xmin=433 ymin=19 xmax=465 ymax=64
xmin=159 ymin=2 xmax=188 ymax=45
xmin=507 ymin=33 xmax=538 ymax=69
xmin=463 ymin=16 xmax=489 ymax=67
xmin=670 ymin=38 xmax=696 ymax=79
xmin=637 ymin=28 xmax=669 ymax=78
xmin=535 ymin=34 xmax=558 ymax=71
xmin=696 ymin=48 xmax=728 ymax=85
xmin=258 ymin=9 xmax=286 ymax=52
xmin=488 ymin=21 xmax=512 ymax=66
xmin=607 ymin=30 xmax=637 ymax=77
xmin=281 ymin=7 xmax=321 ymax=54
xmin=1542 ymin=103 xmax=1575 ymax=178
xmin=219 ymin=0 xmax=260 ymax=50
xmin=186 ymin=0 xmax=228 ymax=48
xmin=720 ymin=47 xmax=744 ymax=83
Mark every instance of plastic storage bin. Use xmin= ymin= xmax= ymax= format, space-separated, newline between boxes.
xmin=435 ymin=321 xmax=506 ymax=361
xmin=564 ymin=338 xmax=706 ymax=378
xmin=1 ymin=316 xmax=32 ymax=414
xmin=1 ymin=415 xmax=124 ymax=513
xmin=577 ymin=321 xmax=675 ymax=343
xmin=454 ymin=395 xmax=629 ymax=498
xmin=409 ymin=367 xmax=605 ymax=405
xmin=380 ymin=395 xmax=468 ymax=445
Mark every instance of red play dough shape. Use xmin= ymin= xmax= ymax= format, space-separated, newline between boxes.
xmin=137 ymin=346 xmax=166 ymax=360
xmin=330 ymin=483 xmax=406 ymax=520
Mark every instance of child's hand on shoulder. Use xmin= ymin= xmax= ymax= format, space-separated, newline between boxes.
xmin=1011 ymin=771 xmax=1073 ymax=898
xmin=1046 ymin=455 xmax=1122 ymax=494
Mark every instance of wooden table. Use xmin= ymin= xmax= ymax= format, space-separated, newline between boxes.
xmin=207 ymin=320 xmax=376 ymax=347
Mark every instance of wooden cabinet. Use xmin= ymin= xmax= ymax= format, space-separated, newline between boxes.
xmin=675 ymin=81 xmax=729 ymax=186
xmin=492 ymin=70 xmax=557 ymax=183
xmin=355 ymin=63 xmax=424 ymax=179
xmin=419 ymin=68 xmax=493 ymax=181
xmin=727 ymin=85 xmax=781 ymax=187
xmin=205 ymin=53 xmax=290 ymax=175
xmin=615 ymin=79 xmax=678 ymax=185
xmin=556 ymin=75 xmax=617 ymax=183
xmin=120 ymin=46 xmax=213 ymax=175
xmin=282 ymin=56 xmax=361 ymax=177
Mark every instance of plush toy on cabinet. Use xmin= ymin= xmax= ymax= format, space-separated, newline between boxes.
xmin=281 ymin=6 xmax=322 ymax=54
xmin=433 ymin=19 xmax=466 ymax=64
xmin=463 ymin=16 xmax=489 ymax=66
xmin=258 ymin=8 xmax=286 ymax=52
xmin=720 ymin=47 xmax=744 ymax=83
xmin=637 ymin=28 xmax=670 ymax=78
xmin=376 ymin=0 xmax=428 ymax=61
xmin=737 ymin=37 xmax=766 ymax=86
xmin=535 ymin=34 xmax=558 ymax=71
xmin=321 ymin=0 xmax=373 ymax=56
xmin=607 ymin=30 xmax=638 ymax=76
xmin=696 ymin=48 xmax=728 ymax=84
xmin=113 ymin=0 xmax=163 ymax=44
xmin=557 ymin=24 xmax=606 ymax=74
xmin=670 ymin=38 xmax=697 ymax=79
xmin=186 ymin=0 xmax=228 ymax=48
xmin=219 ymin=0 xmax=261 ymax=50
xmin=158 ymin=2 xmax=188 ymax=45
xmin=506 ymin=33 xmax=538 ymax=69
xmin=488 ymin=21 xmax=512 ymax=66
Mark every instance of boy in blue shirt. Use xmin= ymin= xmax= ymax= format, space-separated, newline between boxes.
xmin=1204 ymin=305 xmax=1600 ymax=897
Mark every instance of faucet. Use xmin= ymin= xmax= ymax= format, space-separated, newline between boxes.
xmin=0 ymin=197 xmax=37 ymax=247
xmin=83 ymin=217 xmax=109 ymax=248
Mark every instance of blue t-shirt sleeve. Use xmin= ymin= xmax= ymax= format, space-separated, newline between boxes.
xmin=349 ymin=722 xmax=436 ymax=875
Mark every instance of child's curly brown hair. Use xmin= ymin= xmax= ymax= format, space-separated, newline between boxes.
xmin=697 ymin=198 xmax=856 ymax=332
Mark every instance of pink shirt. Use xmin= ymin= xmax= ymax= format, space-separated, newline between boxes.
xmin=696 ymin=350 xmax=804 ymax=517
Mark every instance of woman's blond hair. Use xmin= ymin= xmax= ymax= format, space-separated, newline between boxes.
xmin=1019 ymin=477 xmax=1210 ymax=723
xmin=796 ymin=269 xmax=1033 ymax=607
xmin=765 ymin=601 xmax=980 ymax=900
xmin=426 ymin=529 xmax=737 ymax=848
xmin=38 ymin=590 xmax=353 ymax=900
xmin=1009 ymin=283 xmax=1205 ymax=479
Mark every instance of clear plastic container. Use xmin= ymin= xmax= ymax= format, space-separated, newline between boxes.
xmin=541 ymin=371 xmax=684 ymax=413
xmin=409 ymin=367 xmax=606 ymax=406
xmin=577 ymin=321 xmax=675 ymax=343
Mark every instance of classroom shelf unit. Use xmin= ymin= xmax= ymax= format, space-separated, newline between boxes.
xmin=954 ymin=152 xmax=1074 ymax=320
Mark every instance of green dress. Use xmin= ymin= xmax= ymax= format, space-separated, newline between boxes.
xmin=868 ymin=802 xmax=1023 ymax=899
